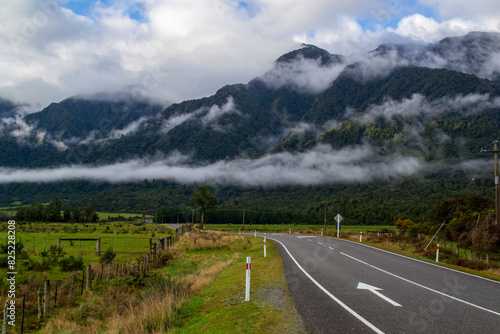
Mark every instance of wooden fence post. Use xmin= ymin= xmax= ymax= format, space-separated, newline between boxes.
xmin=21 ymin=295 xmax=25 ymax=334
xmin=37 ymin=288 xmax=43 ymax=320
xmin=86 ymin=265 xmax=91 ymax=290
xmin=53 ymin=281 xmax=58 ymax=308
xmin=2 ymin=300 xmax=8 ymax=334
xmin=69 ymin=275 xmax=75 ymax=300
xmin=106 ymin=263 xmax=111 ymax=281
xmin=96 ymin=238 xmax=101 ymax=254
xmin=80 ymin=271 xmax=85 ymax=295
xmin=57 ymin=237 xmax=61 ymax=249
xmin=44 ymin=280 xmax=50 ymax=316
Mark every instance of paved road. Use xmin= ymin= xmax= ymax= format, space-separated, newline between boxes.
xmin=256 ymin=233 xmax=500 ymax=334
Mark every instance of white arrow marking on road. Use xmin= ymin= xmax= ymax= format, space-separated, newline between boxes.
xmin=357 ymin=282 xmax=402 ymax=307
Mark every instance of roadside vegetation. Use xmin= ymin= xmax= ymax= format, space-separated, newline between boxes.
xmin=0 ymin=221 xmax=304 ymax=333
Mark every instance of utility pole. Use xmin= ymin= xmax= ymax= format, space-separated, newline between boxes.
xmin=324 ymin=203 xmax=327 ymax=233
xmin=242 ymin=209 xmax=246 ymax=231
xmin=481 ymin=140 xmax=500 ymax=224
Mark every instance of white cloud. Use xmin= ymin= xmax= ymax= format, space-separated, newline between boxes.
xmin=388 ymin=14 xmax=482 ymax=42
xmin=202 ymin=96 xmax=240 ymax=124
xmin=259 ymin=56 xmax=345 ymax=93
xmin=0 ymin=0 xmax=499 ymax=110
xmin=0 ymin=144 xmax=426 ymax=186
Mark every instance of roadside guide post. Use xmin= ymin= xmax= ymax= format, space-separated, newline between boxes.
xmin=264 ymin=234 xmax=267 ymax=257
xmin=245 ymin=257 xmax=251 ymax=301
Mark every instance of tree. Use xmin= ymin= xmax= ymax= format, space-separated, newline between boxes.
xmin=46 ymin=197 xmax=62 ymax=222
xmin=84 ymin=203 xmax=96 ymax=222
xmin=190 ymin=185 xmax=218 ymax=228
xmin=63 ymin=208 xmax=72 ymax=222
xmin=72 ymin=208 xmax=82 ymax=223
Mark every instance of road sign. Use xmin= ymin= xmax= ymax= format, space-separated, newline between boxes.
xmin=335 ymin=214 xmax=343 ymax=238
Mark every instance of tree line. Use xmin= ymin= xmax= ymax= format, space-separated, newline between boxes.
xmin=15 ymin=197 xmax=99 ymax=223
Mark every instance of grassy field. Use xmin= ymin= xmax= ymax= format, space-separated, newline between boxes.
xmin=0 ymin=221 xmax=175 ymax=281
xmin=26 ymin=230 xmax=304 ymax=333
xmin=97 ymin=212 xmax=154 ymax=220
xmin=205 ymin=223 xmax=395 ymax=234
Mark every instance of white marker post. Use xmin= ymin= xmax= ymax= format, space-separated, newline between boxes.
xmin=321 ymin=229 xmax=323 ymax=237
xmin=264 ymin=235 xmax=267 ymax=257
xmin=360 ymin=231 xmax=363 ymax=242
xmin=436 ymin=244 xmax=440 ymax=262
xmin=245 ymin=257 xmax=251 ymax=301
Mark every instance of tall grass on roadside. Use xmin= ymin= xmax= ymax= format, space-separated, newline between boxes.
xmin=42 ymin=231 xmax=241 ymax=333
xmin=173 ymin=231 xmax=244 ymax=251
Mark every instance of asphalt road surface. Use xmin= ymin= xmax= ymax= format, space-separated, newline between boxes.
xmin=256 ymin=233 xmax=500 ymax=334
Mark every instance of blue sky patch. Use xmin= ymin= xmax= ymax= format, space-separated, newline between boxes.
xmin=358 ymin=0 xmax=436 ymax=31
xmin=60 ymin=0 xmax=147 ymax=22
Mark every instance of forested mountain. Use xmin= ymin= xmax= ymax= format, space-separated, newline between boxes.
xmin=1 ymin=32 xmax=499 ymax=224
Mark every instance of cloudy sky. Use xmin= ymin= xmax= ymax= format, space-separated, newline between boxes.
xmin=1 ymin=0 xmax=499 ymax=110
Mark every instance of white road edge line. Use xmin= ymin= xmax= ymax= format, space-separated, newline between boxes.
xmin=341 ymin=252 xmax=500 ymax=316
xmin=335 ymin=238 xmax=500 ymax=285
xmin=269 ymin=237 xmax=385 ymax=334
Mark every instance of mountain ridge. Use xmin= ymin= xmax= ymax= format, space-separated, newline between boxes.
xmin=0 ymin=31 xmax=499 ymax=171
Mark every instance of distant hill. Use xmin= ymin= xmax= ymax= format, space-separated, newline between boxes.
xmin=0 ymin=32 xmax=499 ymax=225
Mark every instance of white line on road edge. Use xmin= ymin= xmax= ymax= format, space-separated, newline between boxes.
xmin=270 ymin=238 xmax=385 ymax=334
xmin=341 ymin=252 xmax=500 ymax=316
xmin=334 ymin=238 xmax=500 ymax=285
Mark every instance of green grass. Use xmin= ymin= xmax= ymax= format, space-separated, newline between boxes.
xmin=97 ymin=212 xmax=153 ymax=219
xmin=205 ymin=223 xmax=395 ymax=233
xmin=170 ymin=235 xmax=305 ymax=333
xmin=0 ymin=221 xmax=174 ymax=280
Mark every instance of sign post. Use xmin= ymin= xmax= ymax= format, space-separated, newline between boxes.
xmin=335 ymin=214 xmax=343 ymax=238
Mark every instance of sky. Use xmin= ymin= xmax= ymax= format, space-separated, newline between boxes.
xmin=1 ymin=0 xmax=499 ymax=110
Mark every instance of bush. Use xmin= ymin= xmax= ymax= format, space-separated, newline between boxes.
xmin=23 ymin=258 xmax=52 ymax=271
xmin=0 ymin=256 xmax=8 ymax=268
xmin=59 ymin=256 xmax=84 ymax=271
xmin=100 ymin=247 xmax=116 ymax=264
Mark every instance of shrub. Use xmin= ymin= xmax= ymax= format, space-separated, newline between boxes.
xmin=23 ymin=258 xmax=52 ymax=271
xmin=100 ymin=247 xmax=116 ymax=264
xmin=0 ymin=256 xmax=8 ymax=268
xmin=59 ymin=256 xmax=84 ymax=271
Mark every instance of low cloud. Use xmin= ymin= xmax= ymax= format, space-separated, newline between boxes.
xmin=0 ymin=144 xmax=425 ymax=186
xmin=201 ymin=96 xmax=240 ymax=124
xmin=259 ymin=56 xmax=346 ymax=93
xmin=161 ymin=96 xmax=240 ymax=133
xmin=111 ymin=116 xmax=149 ymax=137
xmin=357 ymin=93 xmax=500 ymax=125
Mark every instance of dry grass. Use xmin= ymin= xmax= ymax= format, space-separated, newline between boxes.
xmin=173 ymin=231 xmax=243 ymax=251
xmin=41 ymin=232 xmax=241 ymax=334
